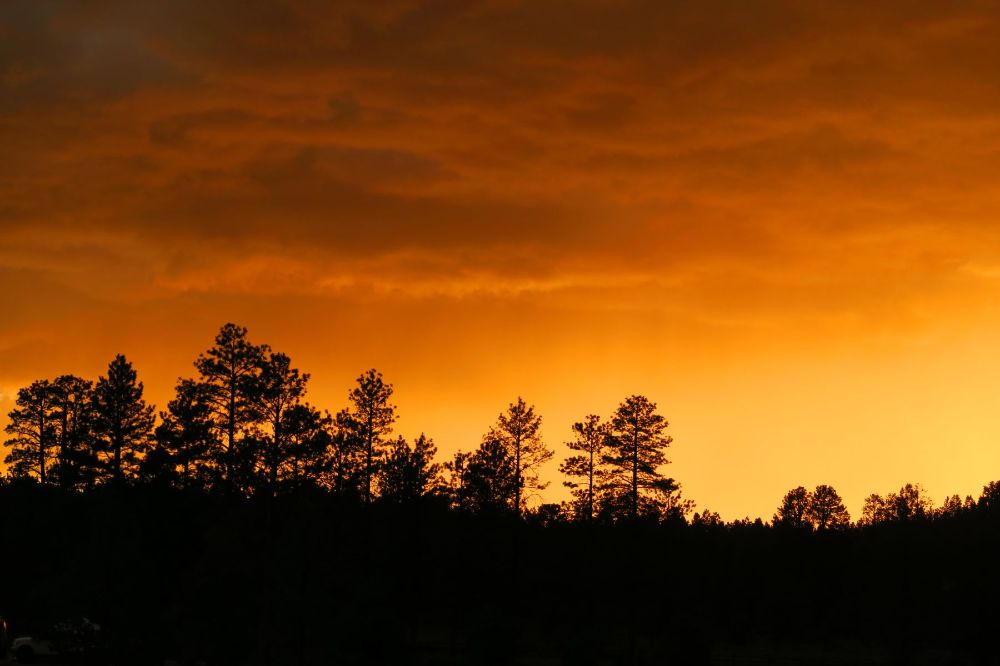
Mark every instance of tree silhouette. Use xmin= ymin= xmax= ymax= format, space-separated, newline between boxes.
xmin=92 ymin=354 xmax=155 ymax=483
xmin=936 ymin=493 xmax=974 ymax=519
xmin=50 ymin=374 xmax=97 ymax=490
xmin=442 ymin=450 xmax=472 ymax=511
xmin=279 ymin=404 xmax=331 ymax=491
xmin=604 ymin=395 xmax=676 ymax=521
xmin=559 ymin=414 xmax=609 ymax=521
xmin=346 ymin=369 xmax=396 ymax=504
xmin=490 ymin=397 xmax=551 ymax=518
xmin=691 ymin=508 xmax=723 ymax=527
xmin=773 ymin=486 xmax=812 ymax=529
xmin=457 ymin=437 xmax=518 ymax=513
xmin=860 ymin=484 xmax=933 ymax=525
xmin=860 ymin=493 xmax=889 ymax=526
xmin=194 ymin=323 xmax=268 ymax=493
xmin=3 ymin=380 xmax=57 ymax=483
xmin=325 ymin=409 xmax=366 ymax=499
xmin=807 ymin=485 xmax=850 ymax=530
xmin=15 ymin=318 xmax=1000 ymax=663
xmin=885 ymin=483 xmax=933 ymax=522
xmin=378 ymin=433 xmax=443 ymax=502
xmin=977 ymin=480 xmax=1000 ymax=513
xmin=153 ymin=379 xmax=217 ymax=490
xmin=256 ymin=352 xmax=309 ymax=495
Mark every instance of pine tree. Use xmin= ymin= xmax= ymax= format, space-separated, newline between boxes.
xmin=280 ymin=404 xmax=331 ymax=490
xmin=490 ymin=397 xmax=551 ymax=517
xmin=859 ymin=485 xmax=932 ymax=525
xmin=886 ymin=483 xmax=933 ymax=522
xmin=461 ymin=437 xmax=518 ymax=513
xmin=193 ymin=323 xmax=268 ymax=493
xmin=257 ymin=351 xmax=309 ymax=494
xmin=3 ymin=380 xmax=57 ymax=483
xmin=92 ymin=354 xmax=155 ymax=483
xmin=604 ymin=395 xmax=677 ymax=521
xmin=442 ymin=450 xmax=472 ymax=511
xmin=936 ymin=494 xmax=974 ymax=519
xmin=347 ymin=369 xmax=396 ymax=504
xmin=153 ymin=379 xmax=217 ymax=490
xmin=50 ymin=374 xmax=97 ymax=490
xmin=378 ymin=433 xmax=442 ymax=502
xmin=325 ymin=409 xmax=366 ymax=499
xmin=807 ymin=484 xmax=850 ymax=530
xmin=859 ymin=493 xmax=888 ymax=526
xmin=559 ymin=414 xmax=609 ymax=521
xmin=773 ymin=486 xmax=812 ymax=529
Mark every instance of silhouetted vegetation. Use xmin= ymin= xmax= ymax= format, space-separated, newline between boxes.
xmin=4 ymin=322 xmax=1000 ymax=664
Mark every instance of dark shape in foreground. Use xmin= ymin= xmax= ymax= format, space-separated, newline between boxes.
xmin=3 ymin=323 xmax=999 ymax=664
xmin=2 ymin=481 xmax=1000 ymax=665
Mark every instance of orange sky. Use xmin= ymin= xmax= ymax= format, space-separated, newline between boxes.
xmin=4 ymin=1 xmax=1000 ymax=519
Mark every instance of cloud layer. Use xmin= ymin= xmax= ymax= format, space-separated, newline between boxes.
xmin=4 ymin=1 xmax=1000 ymax=517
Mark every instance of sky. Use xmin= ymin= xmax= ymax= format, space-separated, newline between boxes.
xmin=4 ymin=0 xmax=1000 ymax=519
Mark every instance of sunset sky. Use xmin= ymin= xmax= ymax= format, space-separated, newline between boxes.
xmin=4 ymin=1 xmax=1000 ymax=518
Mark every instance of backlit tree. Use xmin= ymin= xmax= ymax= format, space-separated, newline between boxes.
xmin=490 ymin=397 xmax=551 ymax=518
xmin=346 ymin=369 xmax=396 ymax=504
xmin=807 ymin=485 xmax=850 ymax=530
xmin=92 ymin=354 xmax=155 ymax=483
xmin=193 ymin=323 xmax=268 ymax=493
xmin=773 ymin=486 xmax=812 ymax=529
xmin=559 ymin=414 xmax=609 ymax=521
xmin=604 ymin=395 xmax=677 ymax=521
xmin=3 ymin=380 xmax=57 ymax=483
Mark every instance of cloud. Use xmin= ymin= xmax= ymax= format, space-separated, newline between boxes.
xmin=6 ymin=0 xmax=1000 ymax=514
xmin=3 ymin=1 xmax=999 ymax=300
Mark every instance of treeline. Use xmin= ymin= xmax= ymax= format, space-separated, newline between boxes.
xmin=8 ymin=323 xmax=1000 ymax=664
xmin=4 ymin=322 xmax=999 ymax=529
xmin=2 ymin=323 xmax=688 ymax=523
xmin=766 ymin=481 xmax=1000 ymax=529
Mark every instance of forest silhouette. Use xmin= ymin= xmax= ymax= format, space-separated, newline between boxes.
xmin=3 ymin=323 xmax=1000 ymax=665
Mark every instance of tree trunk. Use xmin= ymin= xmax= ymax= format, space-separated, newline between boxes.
xmin=515 ymin=431 xmax=522 ymax=518
xmin=38 ymin=410 xmax=46 ymax=485
xmin=365 ymin=408 xmax=374 ymax=504
xmin=588 ymin=443 xmax=594 ymax=522
xmin=227 ymin=376 xmax=236 ymax=494
xmin=114 ymin=416 xmax=123 ymax=482
xmin=631 ymin=428 xmax=639 ymax=520
xmin=270 ymin=410 xmax=281 ymax=494
xmin=60 ymin=410 xmax=69 ymax=489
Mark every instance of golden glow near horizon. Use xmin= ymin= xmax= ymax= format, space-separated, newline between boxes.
xmin=4 ymin=2 xmax=1000 ymax=518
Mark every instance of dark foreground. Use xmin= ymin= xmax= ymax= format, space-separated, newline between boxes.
xmin=3 ymin=484 xmax=1000 ymax=666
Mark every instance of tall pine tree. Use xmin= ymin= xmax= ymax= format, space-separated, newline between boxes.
xmin=153 ymin=379 xmax=217 ymax=490
xmin=347 ymin=369 xmax=396 ymax=504
xmin=193 ymin=323 xmax=268 ymax=493
xmin=450 ymin=437 xmax=518 ymax=514
xmin=559 ymin=414 xmax=609 ymax=521
xmin=279 ymin=403 xmax=331 ymax=491
xmin=378 ymin=433 xmax=442 ymax=503
xmin=604 ymin=395 xmax=678 ymax=521
xmin=92 ymin=354 xmax=155 ymax=483
xmin=257 ymin=351 xmax=309 ymax=495
xmin=489 ymin=397 xmax=552 ymax=518
xmin=3 ymin=380 xmax=57 ymax=483
xmin=50 ymin=374 xmax=97 ymax=490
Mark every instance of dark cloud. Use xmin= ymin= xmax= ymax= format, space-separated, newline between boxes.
xmin=7 ymin=1 xmax=1000 ymax=518
xmin=2 ymin=0 xmax=1000 ymax=314
xmin=0 ymin=2 xmax=188 ymax=111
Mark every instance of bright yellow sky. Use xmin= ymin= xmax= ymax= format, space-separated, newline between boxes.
xmin=4 ymin=1 xmax=1000 ymax=518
